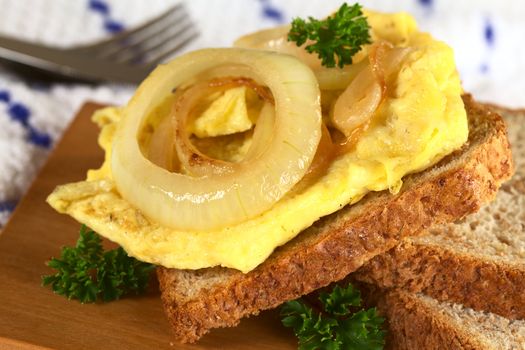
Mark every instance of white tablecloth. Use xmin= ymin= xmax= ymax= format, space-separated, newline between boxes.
xmin=1 ymin=0 xmax=524 ymax=226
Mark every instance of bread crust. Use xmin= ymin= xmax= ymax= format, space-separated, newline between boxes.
xmin=354 ymin=240 xmax=525 ymax=320
xmin=157 ymin=96 xmax=514 ymax=343
xmin=372 ymin=289 xmax=486 ymax=350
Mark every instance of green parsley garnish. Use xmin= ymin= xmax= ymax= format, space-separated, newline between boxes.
xmin=281 ymin=284 xmax=385 ymax=350
xmin=288 ymin=3 xmax=371 ymax=69
xmin=42 ymin=225 xmax=155 ymax=303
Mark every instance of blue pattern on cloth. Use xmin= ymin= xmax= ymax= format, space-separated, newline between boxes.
xmin=480 ymin=18 xmax=495 ymax=73
xmin=258 ymin=0 xmax=285 ymax=23
xmin=0 ymin=90 xmax=10 ymax=103
xmin=0 ymin=90 xmax=52 ymax=149
xmin=417 ymin=0 xmax=434 ymax=7
xmin=0 ymin=200 xmax=17 ymax=213
xmin=88 ymin=0 xmax=125 ymax=33
xmin=484 ymin=19 xmax=495 ymax=46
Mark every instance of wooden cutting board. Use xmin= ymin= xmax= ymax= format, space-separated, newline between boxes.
xmin=0 ymin=103 xmax=297 ymax=350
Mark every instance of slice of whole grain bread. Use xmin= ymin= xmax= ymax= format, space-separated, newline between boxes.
xmin=365 ymin=286 xmax=525 ymax=350
xmin=354 ymin=106 xmax=525 ymax=320
xmin=157 ymin=95 xmax=514 ymax=343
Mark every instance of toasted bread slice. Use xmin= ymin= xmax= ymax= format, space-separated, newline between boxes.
xmin=157 ymin=95 xmax=513 ymax=343
xmin=362 ymin=286 xmax=525 ymax=350
xmin=354 ymin=105 xmax=524 ymax=320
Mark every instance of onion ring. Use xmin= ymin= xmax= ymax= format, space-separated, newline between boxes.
xmin=111 ymin=48 xmax=321 ymax=231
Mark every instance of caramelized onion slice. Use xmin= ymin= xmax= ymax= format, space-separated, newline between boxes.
xmin=315 ymin=59 xmax=368 ymax=90
xmin=172 ymin=78 xmax=276 ymax=177
xmin=234 ymin=27 xmax=365 ymax=90
xmin=234 ymin=26 xmax=322 ymax=69
xmin=148 ymin=116 xmax=177 ymax=172
xmin=194 ymin=64 xmax=263 ymax=86
xmin=243 ymin=102 xmax=275 ymax=159
xmin=172 ymin=82 xmax=233 ymax=176
xmin=332 ymin=43 xmax=411 ymax=144
xmin=172 ymin=77 xmax=274 ymax=176
xmin=332 ymin=65 xmax=382 ymax=140
xmin=111 ymin=48 xmax=321 ymax=231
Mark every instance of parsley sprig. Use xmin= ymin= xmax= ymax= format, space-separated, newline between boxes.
xmin=42 ymin=225 xmax=155 ymax=303
xmin=281 ymin=284 xmax=385 ymax=350
xmin=288 ymin=3 xmax=371 ymax=68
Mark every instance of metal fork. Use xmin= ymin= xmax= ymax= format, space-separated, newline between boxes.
xmin=0 ymin=3 xmax=198 ymax=84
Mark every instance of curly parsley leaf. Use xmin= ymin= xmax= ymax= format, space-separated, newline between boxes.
xmin=338 ymin=308 xmax=385 ymax=350
xmin=288 ymin=3 xmax=371 ymax=68
xmin=320 ymin=284 xmax=361 ymax=316
xmin=281 ymin=283 xmax=385 ymax=350
xmin=42 ymin=225 xmax=155 ymax=303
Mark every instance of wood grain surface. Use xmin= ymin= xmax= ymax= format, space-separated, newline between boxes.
xmin=0 ymin=103 xmax=297 ymax=350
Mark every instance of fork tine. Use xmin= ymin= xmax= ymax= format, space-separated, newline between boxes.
xmin=73 ymin=3 xmax=185 ymax=54
xmin=0 ymin=3 xmax=198 ymax=84
xmin=144 ymin=25 xmax=199 ymax=65
xmin=100 ymin=10 xmax=189 ymax=62
xmin=110 ymin=17 xmax=196 ymax=64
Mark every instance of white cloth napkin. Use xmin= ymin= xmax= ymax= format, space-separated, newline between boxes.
xmin=0 ymin=0 xmax=523 ymax=226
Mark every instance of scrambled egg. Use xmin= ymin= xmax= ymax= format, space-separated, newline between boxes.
xmin=47 ymin=11 xmax=468 ymax=273
xmin=191 ymin=86 xmax=258 ymax=138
